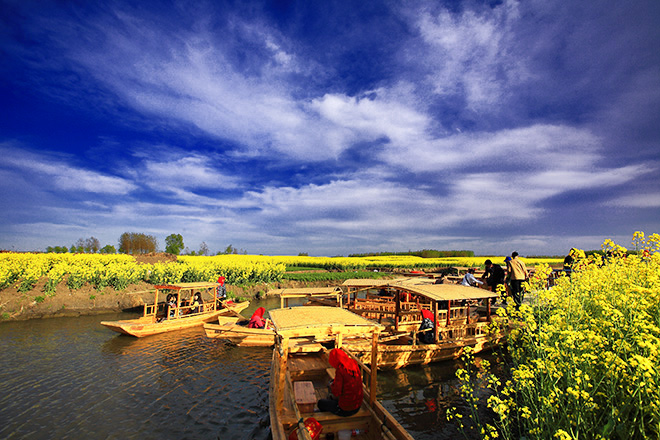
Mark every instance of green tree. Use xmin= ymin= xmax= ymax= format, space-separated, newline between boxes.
xmin=100 ymin=245 xmax=116 ymax=254
xmin=165 ymin=234 xmax=184 ymax=255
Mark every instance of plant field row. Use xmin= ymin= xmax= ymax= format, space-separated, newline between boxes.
xmin=0 ymin=252 xmax=562 ymax=293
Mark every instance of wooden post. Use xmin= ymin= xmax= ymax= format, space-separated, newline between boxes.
xmin=369 ymin=330 xmax=378 ymax=405
xmin=433 ymin=300 xmax=439 ymax=343
xmin=487 ymin=300 xmax=492 ymax=322
xmin=175 ymin=290 xmax=181 ymax=320
xmin=395 ymin=291 xmax=401 ymax=331
xmin=446 ymin=300 xmax=451 ymax=327
xmin=150 ymin=288 xmax=159 ymax=317
xmin=466 ymin=302 xmax=470 ymax=325
xmin=277 ymin=336 xmax=288 ymax=413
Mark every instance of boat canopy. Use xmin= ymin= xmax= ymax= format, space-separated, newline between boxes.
xmin=342 ymin=278 xmax=497 ymax=301
xmin=269 ymin=306 xmax=383 ymax=338
xmin=268 ymin=287 xmax=342 ymax=296
xmin=388 ymin=280 xmax=498 ymax=301
xmin=342 ymin=279 xmax=395 ymax=287
xmin=270 ymin=287 xmax=344 ymax=308
xmin=154 ymin=282 xmax=220 ymax=290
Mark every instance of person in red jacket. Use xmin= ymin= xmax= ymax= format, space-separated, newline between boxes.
xmin=318 ymin=348 xmax=363 ymax=416
xmin=247 ymin=307 xmax=266 ymax=328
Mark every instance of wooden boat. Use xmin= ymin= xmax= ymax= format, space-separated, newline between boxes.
xmin=101 ymin=282 xmax=249 ymax=337
xmin=341 ymin=279 xmax=505 ymax=369
xmin=203 ymin=287 xmax=345 ymax=346
xmin=204 ymin=315 xmax=275 ymax=346
xmin=269 ymin=286 xmax=344 ymax=308
xmin=269 ymin=306 xmax=414 ymax=440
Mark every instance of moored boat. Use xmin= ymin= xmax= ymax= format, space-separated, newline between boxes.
xmin=204 ymin=315 xmax=276 ymax=346
xmin=101 ymin=282 xmax=248 ymax=337
xmin=268 ymin=306 xmax=414 ymax=440
xmin=203 ymin=287 xmax=345 ymax=346
xmin=341 ymin=279 xmax=505 ymax=369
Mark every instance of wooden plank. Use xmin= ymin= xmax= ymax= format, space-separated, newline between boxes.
xmin=294 ymin=381 xmax=316 ymax=413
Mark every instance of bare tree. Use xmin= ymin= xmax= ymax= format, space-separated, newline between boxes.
xmin=118 ymin=232 xmax=158 ymax=254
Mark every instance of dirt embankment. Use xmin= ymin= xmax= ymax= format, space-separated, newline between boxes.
xmin=0 ymin=253 xmax=338 ymax=321
xmin=0 ymin=278 xmax=335 ymax=321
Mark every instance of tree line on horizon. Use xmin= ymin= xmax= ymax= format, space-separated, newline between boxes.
xmin=348 ymin=249 xmax=476 ymax=258
xmin=44 ymin=233 xmax=246 ymax=256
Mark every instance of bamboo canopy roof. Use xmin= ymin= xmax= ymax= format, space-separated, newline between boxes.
xmin=342 ymin=279 xmax=398 ymax=287
xmin=342 ymin=277 xmax=437 ymax=288
xmin=388 ymin=280 xmax=497 ymax=301
xmin=342 ymin=278 xmax=496 ymax=301
xmin=154 ymin=282 xmax=220 ymax=290
xmin=268 ymin=287 xmax=343 ymax=296
xmin=269 ymin=306 xmax=383 ymax=338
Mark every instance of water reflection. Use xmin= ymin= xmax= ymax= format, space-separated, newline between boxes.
xmin=378 ymin=353 xmax=502 ymax=440
xmin=0 ymin=313 xmax=273 ymax=440
xmin=0 ymin=302 xmax=502 ymax=440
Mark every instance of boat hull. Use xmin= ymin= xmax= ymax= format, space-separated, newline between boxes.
xmin=269 ymin=349 xmax=413 ymax=440
xmin=101 ymin=301 xmax=249 ymax=337
xmin=344 ymin=334 xmax=505 ymax=369
xmin=204 ymin=317 xmax=275 ymax=347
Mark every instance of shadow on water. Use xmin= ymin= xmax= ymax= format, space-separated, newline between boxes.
xmin=0 ymin=301 xmax=503 ymax=440
xmin=377 ymin=351 xmax=505 ymax=440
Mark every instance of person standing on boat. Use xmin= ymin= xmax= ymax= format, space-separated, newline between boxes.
xmin=507 ymin=252 xmax=529 ymax=307
xmin=247 ymin=307 xmax=266 ymax=328
xmin=318 ymin=349 xmax=363 ymax=417
xmin=216 ymin=276 xmax=227 ymax=306
xmin=460 ymin=268 xmax=484 ymax=287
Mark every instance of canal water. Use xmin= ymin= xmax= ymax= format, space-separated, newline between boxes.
xmin=0 ymin=299 xmax=492 ymax=440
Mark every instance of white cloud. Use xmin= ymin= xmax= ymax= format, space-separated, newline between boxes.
xmin=379 ymin=124 xmax=601 ymax=172
xmin=416 ymin=0 xmax=526 ymax=109
xmin=1 ymin=143 xmax=136 ymax=195
xmin=607 ymin=193 xmax=660 ymax=208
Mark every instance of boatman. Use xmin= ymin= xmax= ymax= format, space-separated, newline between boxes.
xmin=216 ymin=276 xmax=227 ymax=306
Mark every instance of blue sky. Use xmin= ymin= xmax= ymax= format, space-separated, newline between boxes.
xmin=1 ymin=0 xmax=659 ymax=256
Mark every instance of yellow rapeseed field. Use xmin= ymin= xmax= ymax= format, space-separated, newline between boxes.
xmin=450 ymin=232 xmax=660 ymax=440
xmin=0 ymin=252 xmax=560 ymax=293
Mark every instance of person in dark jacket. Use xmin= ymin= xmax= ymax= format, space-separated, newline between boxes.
xmin=482 ymin=259 xmax=505 ymax=292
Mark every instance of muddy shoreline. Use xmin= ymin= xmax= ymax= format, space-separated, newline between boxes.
xmin=0 ymin=278 xmax=337 ymax=321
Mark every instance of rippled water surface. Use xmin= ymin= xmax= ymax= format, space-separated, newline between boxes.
xmin=0 ymin=300 xmax=496 ymax=439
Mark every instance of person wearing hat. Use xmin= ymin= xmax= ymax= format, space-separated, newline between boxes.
xmin=507 ymin=252 xmax=528 ymax=307
xmin=216 ymin=276 xmax=227 ymax=307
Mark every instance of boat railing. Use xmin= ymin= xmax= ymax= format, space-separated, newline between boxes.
xmin=144 ymin=304 xmax=158 ymax=317
xmin=162 ymin=301 xmax=216 ymax=319
xmin=439 ymin=321 xmax=494 ymax=340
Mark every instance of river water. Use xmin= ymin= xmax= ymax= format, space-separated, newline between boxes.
xmin=0 ymin=299 xmax=492 ymax=440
